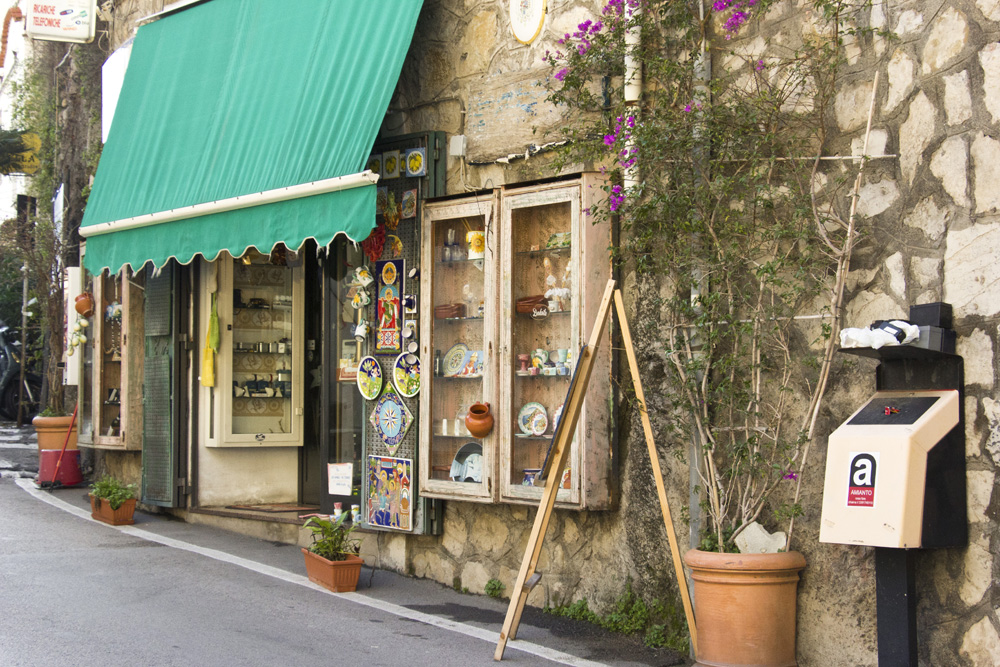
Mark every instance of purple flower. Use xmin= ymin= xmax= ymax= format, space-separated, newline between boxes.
xmin=555 ymin=68 xmax=569 ymax=81
xmin=625 ymin=115 xmax=636 ymax=128
xmin=684 ymin=103 xmax=692 ymax=113
xmin=783 ymin=470 xmax=798 ymax=481
xmin=603 ymin=134 xmax=616 ymax=146
xmin=755 ymin=59 xmax=765 ymax=71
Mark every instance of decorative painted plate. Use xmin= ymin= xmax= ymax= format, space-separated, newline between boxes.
xmin=530 ymin=411 xmax=548 ymax=436
xmin=552 ymin=403 xmax=564 ymax=434
xmin=405 ymin=148 xmax=427 ymax=177
xmin=356 ymin=356 xmax=383 ymax=400
xmin=393 ymin=352 xmax=421 ymax=398
xmin=369 ymin=385 xmax=413 ymax=456
xmin=517 ymin=402 xmax=546 ymax=435
xmin=381 ymin=261 xmax=397 ymax=286
xmin=442 ymin=343 xmax=469 ymax=377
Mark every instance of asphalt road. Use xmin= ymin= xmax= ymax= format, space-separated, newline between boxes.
xmin=0 ymin=452 xmax=685 ymax=667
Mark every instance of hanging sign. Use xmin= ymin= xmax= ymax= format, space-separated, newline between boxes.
xmin=27 ymin=1 xmax=97 ymax=44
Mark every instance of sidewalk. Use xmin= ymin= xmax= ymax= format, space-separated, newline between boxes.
xmin=16 ymin=479 xmax=687 ymax=667
xmin=0 ymin=420 xmax=39 ymax=479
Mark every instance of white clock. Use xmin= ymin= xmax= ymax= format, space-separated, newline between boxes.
xmin=509 ymin=0 xmax=546 ymax=44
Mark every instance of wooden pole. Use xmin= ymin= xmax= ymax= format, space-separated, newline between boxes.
xmin=494 ymin=279 xmax=616 ymax=661
xmin=613 ymin=289 xmax=698 ymax=651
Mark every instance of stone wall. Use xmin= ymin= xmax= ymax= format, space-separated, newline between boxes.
xmin=384 ymin=1 xmax=1000 ymax=664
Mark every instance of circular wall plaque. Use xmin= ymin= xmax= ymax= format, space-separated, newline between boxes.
xmin=509 ymin=0 xmax=546 ymax=44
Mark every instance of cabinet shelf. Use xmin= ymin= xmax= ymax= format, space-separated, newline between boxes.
xmin=516 ymin=247 xmax=571 ymax=257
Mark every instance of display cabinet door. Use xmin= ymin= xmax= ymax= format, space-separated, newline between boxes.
xmin=419 ymin=197 xmax=498 ymax=501
xmin=498 ymin=185 xmax=583 ymax=505
xmin=218 ymin=253 xmax=304 ymax=446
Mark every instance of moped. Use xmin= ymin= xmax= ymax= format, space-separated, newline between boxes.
xmin=0 ymin=323 xmax=42 ymax=421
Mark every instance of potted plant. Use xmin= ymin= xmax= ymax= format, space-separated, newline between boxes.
xmin=32 ymin=406 xmax=77 ymax=450
xmin=301 ymin=513 xmax=363 ymax=592
xmin=543 ymin=2 xmax=869 ymax=664
xmin=89 ymin=475 xmax=137 ymax=525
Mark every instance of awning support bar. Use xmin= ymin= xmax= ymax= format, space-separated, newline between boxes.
xmin=80 ymin=169 xmax=380 ymax=238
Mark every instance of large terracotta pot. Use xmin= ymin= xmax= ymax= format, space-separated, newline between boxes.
xmin=89 ymin=495 xmax=136 ymax=526
xmin=301 ymin=548 xmax=363 ymax=593
xmin=32 ymin=414 xmax=78 ymax=450
xmin=684 ymin=549 xmax=807 ymax=667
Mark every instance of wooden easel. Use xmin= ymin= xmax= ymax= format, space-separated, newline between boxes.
xmin=494 ymin=282 xmax=697 ymax=660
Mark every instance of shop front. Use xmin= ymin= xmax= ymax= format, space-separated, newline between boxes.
xmin=77 ymin=0 xmax=424 ymax=523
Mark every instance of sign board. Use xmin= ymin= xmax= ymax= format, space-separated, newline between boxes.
xmin=847 ymin=452 xmax=878 ymax=507
xmin=327 ymin=462 xmax=353 ymax=496
xmin=27 ymin=1 xmax=97 ymax=44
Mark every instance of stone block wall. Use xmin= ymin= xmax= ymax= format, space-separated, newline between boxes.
xmin=384 ymin=1 xmax=1000 ymax=664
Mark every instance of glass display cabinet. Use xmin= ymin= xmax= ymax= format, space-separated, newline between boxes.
xmin=217 ymin=251 xmax=304 ymax=446
xmin=498 ymin=176 xmax=613 ymax=509
xmin=80 ymin=268 xmax=144 ymax=450
xmin=419 ymin=195 xmax=498 ymax=501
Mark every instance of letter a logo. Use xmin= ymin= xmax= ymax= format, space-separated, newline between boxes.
xmin=847 ymin=452 xmax=878 ymax=507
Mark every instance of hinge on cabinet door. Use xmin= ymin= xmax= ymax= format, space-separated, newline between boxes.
xmin=488 ymin=477 xmax=492 ymax=494
xmin=179 ymin=333 xmax=192 ymax=350
xmin=176 ymin=478 xmax=189 ymax=495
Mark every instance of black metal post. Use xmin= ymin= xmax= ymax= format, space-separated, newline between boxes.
xmin=875 ymin=547 xmax=917 ymax=666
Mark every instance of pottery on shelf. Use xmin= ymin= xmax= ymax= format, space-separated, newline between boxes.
xmin=465 ymin=402 xmax=494 ymax=438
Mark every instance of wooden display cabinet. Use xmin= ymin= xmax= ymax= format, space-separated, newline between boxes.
xmin=216 ymin=252 xmax=304 ymax=447
xmin=419 ymin=195 xmax=498 ymax=502
xmin=81 ymin=268 xmax=144 ymax=450
xmin=498 ymin=176 xmax=612 ymax=509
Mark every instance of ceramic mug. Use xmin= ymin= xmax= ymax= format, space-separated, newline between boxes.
xmin=355 ymin=266 xmax=374 ymax=287
xmin=355 ymin=320 xmax=369 ymax=342
xmin=466 ymin=230 xmax=486 ymax=259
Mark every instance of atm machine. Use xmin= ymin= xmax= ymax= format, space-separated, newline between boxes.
xmin=820 ymin=303 xmax=965 ymax=666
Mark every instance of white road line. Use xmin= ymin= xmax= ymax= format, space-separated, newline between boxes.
xmin=15 ymin=478 xmax=606 ymax=667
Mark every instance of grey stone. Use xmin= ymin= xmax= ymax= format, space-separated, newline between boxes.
xmin=885 ymin=50 xmax=915 ymax=114
xmin=957 ymin=329 xmax=994 ymax=388
xmin=944 ymin=70 xmax=972 ymax=125
xmin=900 ymin=92 xmax=937 ymax=184
xmin=856 ymin=178 xmax=900 ymax=217
xmin=930 ymin=135 xmax=969 ymax=207
xmin=972 ymin=133 xmax=1000 ymax=213
xmin=922 ymin=7 xmax=969 ymax=74
xmin=960 ymin=616 xmax=1000 ymax=665
xmin=903 ymin=197 xmax=949 ymax=242
xmin=983 ymin=397 xmax=1000 ymax=464
xmin=944 ymin=219 xmax=1000 ymax=316
xmin=735 ymin=521 xmax=787 ymax=554
xmin=896 ymin=10 xmax=924 ymax=35
xmin=979 ymin=43 xmax=1000 ymax=125
xmin=885 ymin=252 xmax=906 ymax=299
xmin=910 ymin=256 xmax=943 ymax=289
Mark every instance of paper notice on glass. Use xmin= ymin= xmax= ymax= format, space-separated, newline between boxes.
xmin=328 ymin=463 xmax=353 ymax=496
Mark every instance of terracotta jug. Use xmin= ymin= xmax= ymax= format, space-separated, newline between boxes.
xmin=465 ymin=402 xmax=494 ymax=438
xmin=74 ymin=292 xmax=95 ymax=317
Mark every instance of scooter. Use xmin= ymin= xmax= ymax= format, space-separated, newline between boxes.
xmin=0 ymin=323 xmax=42 ymax=422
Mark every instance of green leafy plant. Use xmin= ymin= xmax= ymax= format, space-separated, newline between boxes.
xmin=545 ymin=580 xmax=688 ymax=651
xmin=303 ymin=513 xmax=360 ymax=562
xmin=544 ymin=0 xmax=876 ymax=552
xmin=485 ymin=578 xmax=505 ymax=599
xmin=89 ymin=475 xmax=137 ymax=511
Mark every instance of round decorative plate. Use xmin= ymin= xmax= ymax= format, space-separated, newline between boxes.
xmin=393 ymin=352 xmax=421 ymax=398
xmin=552 ymin=403 xmax=564 ymax=433
xmin=509 ymin=0 xmax=546 ymax=44
xmin=406 ymin=150 xmax=423 ymax=176
xmin=356 ymin=356 xmax=383 ymax=400
xmin=518 ymin=401 xmax=546 ymax=435
xmin=530 ymin=411 xmax=548 ymax=436
xmin=381 ymin=261 xmax=397 ymax=286
xmin=443 ymin=343 xmax=469 ymax=377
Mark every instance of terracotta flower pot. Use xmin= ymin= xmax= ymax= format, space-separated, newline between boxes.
xmin=465 ymin=402 xmax=494 ymax=438
xmin=684 ymin=549 xmax=807 ymax=667
xmin=301 ymin=548 xmax=363 ymax=592
xmin=89 ymin=495 xmax=136 ymax=526
xmin=32 ymin=414 xmax=78 ymax=450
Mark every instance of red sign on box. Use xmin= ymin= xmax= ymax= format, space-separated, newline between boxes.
xmin=847 ymin=452 xmax=878 ymax=508
xmin=848 ymin=486 xmax=875 ymax=507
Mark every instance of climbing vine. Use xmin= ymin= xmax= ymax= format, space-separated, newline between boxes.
xmin=545 ymin=0 xmax=884 ymax=551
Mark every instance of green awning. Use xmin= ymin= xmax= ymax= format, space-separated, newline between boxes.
xmin=80 ymin=0 xmax=422 ymax=273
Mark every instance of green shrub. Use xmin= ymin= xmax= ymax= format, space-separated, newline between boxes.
xmin=485 ymin=578 xmax=505 ymax=599
xmin=89 ymin=475 xmax=136 ymax=510
xmin=303 ymin=513 xmax=360 ymax=562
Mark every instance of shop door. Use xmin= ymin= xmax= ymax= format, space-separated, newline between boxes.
xmin=141 ymin=263 xmax=183 ymax=506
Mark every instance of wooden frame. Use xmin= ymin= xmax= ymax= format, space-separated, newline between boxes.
xmin=214 ymin=253 xmax=305 ymax=447
xmin=419 ymin=195 xmax=499 ymax=502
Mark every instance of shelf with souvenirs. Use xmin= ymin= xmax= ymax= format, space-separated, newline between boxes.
xmin=419 ymin=196 xmax=497 ymax=501
xmin=76 ymin=265 xmax=144 ymax=451
xmin=216 ymin=250 xmax=304 ymax=447
xmin=498 ymin=176 xmax=613 ymax=510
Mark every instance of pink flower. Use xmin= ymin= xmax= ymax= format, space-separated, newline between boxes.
xmin=555 ymin=68 xmax=569 ymax=81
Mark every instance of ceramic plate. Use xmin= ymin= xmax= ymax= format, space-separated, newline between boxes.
xmin=517 ymin=402 xmax=546 ymax=435
xmin=552 ymin=403 xmax=564 ymax=434
xmin=369 ymin=385 xmax=413 ymax=456
xmin=442 ymin=343 xmax=469 ymax=377
xmin=530 ymin=411 xmax=548 ymax=436
xmin=393 ymin=352 xmax=421 ymax=398
xmin=381 ymin=261 xmax=397 ymax=286
xmin=356 ymin=356 xmax=383 ymax=400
